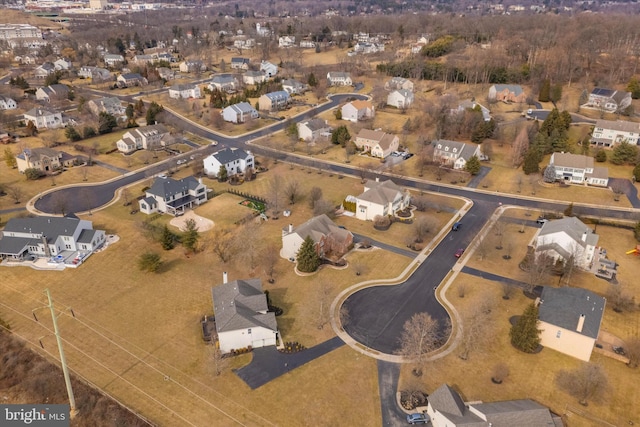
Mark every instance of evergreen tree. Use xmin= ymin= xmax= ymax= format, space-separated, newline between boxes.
xmin=522 ymin=149 xmax=540 ymax=175
xmin=307 ymin=72 xmax=318 ymax=87
xmin=98 ymin=112 xmax=117 ymax=134
xmin=543 ymin=164 xmax=556 ymax=183
xmin=146 ymin=101 xmax=164 ymax=124
xmin=465 ymin=155 xmax=481 ymax=175
xmin=594 ymin=149 xmax=607 ymax=162
xmin=334 ymin=108 xmax=342 ymax=120
xmin=564 ymin=203 xmax=574 ymax=217
xmin=4 ymin=147 xmax=16 ymax=168
xmin=550 ymin=128 xmax=569 ymax=153
xmin=633 ymin=163 xmax=640 ymax=182
xmin=83 ymin=126 xmax=96 ymax=139
xmin=538 ymin=79 xmax=551 ymax=102
xmin=182 ymin=219 xmax=199 ymax=252
xmin=611 ymin=141 xmax=638 ymax=165
xmin=331 ymin=125 xmax=351 ymax=146
xmin=296 ymin=236 xmax=321 ymax=273
xmin=217 ymin=165 xmax=228 ymax=182
xmin=509 ymin=303 xmax=541 ymax=353
xmin=549 ymin=83 xmax=563 ymax=104
xmin=578 ymin=89 xmax=589 ymax=106
xmin=65 ymin=126 xmax=82 ymax=142
xmin=161 ymin=225 xmax=176 ymax=250
xmin=138 ymin=252 xmax=162 ymax=273
xmin=627 ymin=77 xmax=640 ymax=99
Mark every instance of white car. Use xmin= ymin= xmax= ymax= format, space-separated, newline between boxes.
xmin=176 ymin=159 xmax=187 ymax=165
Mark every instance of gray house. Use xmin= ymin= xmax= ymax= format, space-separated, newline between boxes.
xmin=139 ymin=176 xmax=208 ymax=216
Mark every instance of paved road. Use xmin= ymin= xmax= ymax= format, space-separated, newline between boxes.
xmin=528 ymin=109 xmax=596 ymax=124
xmin=378 ymin=361 xmax=406 ymax=426
xmin=352 ymin=233 xmax=417 ymax=259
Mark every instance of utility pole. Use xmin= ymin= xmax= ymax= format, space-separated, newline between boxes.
xmin=44 ymin=288 xmax=77 ymax=418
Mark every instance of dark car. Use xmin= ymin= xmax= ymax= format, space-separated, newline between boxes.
xmin=613 ymin=346 xmax=625 ymax=355
xmin=455 ymin=248 xmax=465 ymax=258
xmin=536 ymin=217 xmax=549 ymax=225
xmin=406 ymin=413 xmax=429 ymax=424
xmin=452 ymin=222 xmax=461 ymax=231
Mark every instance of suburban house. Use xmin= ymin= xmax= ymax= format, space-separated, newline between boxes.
xmin=230 ymin=57 xmax=250 ymax=70
xmin=203 ymin=147 xmax=254 ymax=177
xmin=281 ymin=214 xmax=354 ymax=261
xmin=179 ymin=59 xmax=206 ymax=73
xmin=297 ymin=118 xmax=331 ymax=142
xmin=453 ymin=99 xmax=491 ymax=122
xmin=537 ymin=286 xmax=605 ymax=362
xmin=34 ymin=62 xmax=55 ymax=79
xmin=327 ymin=71 xmax=352 ymax=86
xmin=258 ymin=90 xmax=290 ymax=111
xmin=352 ymin=178 xmax=411 ymax=221
xmin=432 ymin=139 xmax=483 ymax=170
xmin=222 ymin=102 xmax=259 ymax=123
xmin=488 ymin=84 xmax=526 ymax=103
xmin=117 ymin=73 xmax=147 ymax=87
xmin=534 ymin=216 xmax=599 ymax=270
xmin=547 ymin=152 xmax=609 ymax=187
xmin=0 ymin=95 xmax=17 ymax=110
xmin=15 ymin=147 xmax=63 ymax=173
xmin=386 ymin=89 xmax=414 ymax=109
xmin=354 ymin=129 xmax=399 ymax=159
xmin=53 ymin=58 xmax=72 ymax=71
xmin=385 ymin=76 xmax=414 ymax=92
xmin=282 ymin=79 xmax=307 ymax=95
xmin=168 ymin=83 xmax=201 ymax=99
xmin=208 ymin=74 xmax=239 ymax=93
xmin=425 ymin=384 xmax=564 ymax=427
xmin=584 ymin=87 xmax=632 ymax=113
xmin=23 ymin=108 xmax=63 ymax=129
xmin=341 ymin=100 xmax=375 ymax=122
xmin=0 ymin=216 xmax=106 ymax=265
xmin=352 ymin=42 xmax=384 ymax=54
xmin=78 ymin=66 xmax=111 ymax=81
xmin=591 ymin=119 xmax=640 ymax=147
xmin=260 ymin=60 xmax=278 ymax=78
xmin=278 ymin=35 xmax=296 ymax=48
xmin=232 ymin=36 xmax=255 ymax=50
xmin=211 ymin=275 xmax=279 ymax=354
xmin=87 ymin=97 xmax=125 ymax=118
xmin=157 ymin=67 xmax=176 ymax=81
xmin=256 ymin=23 xmax=271 ymax=37
xmin=299 ymin=40 xmax=316 ymax=49
xmin=103 ymin=53 xmax=124 ymax=67
xmin=35 ymin=84 xmax=69 ymax=103
xmin=115 ymin=124 xmax=171 ymax=154
xmin=133 ymin=54 xmax=154 ymax=66
xmin=139 ymin=175 xmax=208 ymax=216
xmin=243 ymin=70 xmax=266 ymax=85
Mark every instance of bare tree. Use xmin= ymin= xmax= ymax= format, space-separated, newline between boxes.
xmin=121 ymin=188 xmax=132 ymax=206
xmin=502 ymin=283 xmax=516 ymax=300
xmin=6 ymin=185 xmax=24 ymax=204
xmin=284 ymin=180 xmax=302 ymax=205
xmin=313 ymin=199 xmax=335 ymax=217
xmin=412 ymin=195 xmax=429 ymax=212
xmin=210 ymin=345 xmax=228 ymax=376
xmin=308 ymin=186 xmax=323 ymax=209
xmin=556 ymin=362 xmax=608 ymax=406
xmin=524 ymin=252 xmax=553 ymax=294
xmin=493 ymin=220 xmax=507 ymax=250
xmin=237 ymin=222 xmax=260 ymax=273
xmin=339 ymin=305 xmax=350 ymax=329
xmin=352 ymin=260 xmax=367 ymax=276
xmin=491 ymin=363 xmax=510 ymax=383
xmin=52 ymin=194 xmax=69 ymax=216
xmin=625 ymin=337 xmax=640 ymax=368
xmin=412 ymin=216 xmax=436 ymax=244
xmin=459 ymin=301 xmax=493 ymax=360
xmin=314 ymin=283 xmax=333 ymax=330
xmin=476 ymin=236 xmax=490 ymax=260
xmin=396 ymin=312 xmax=450 ymax=366
xmin=606 ymin=284 xmax=635 ymax=313
xmin=267 ymin=174 xmax=284 ymax=218
xmin=511 ymin=126 xmax=530 ymax=167
xmin=262 ymin=244 xmax=280 ymax=283
xmin=210 ymin=228 xmax=236 ymax=263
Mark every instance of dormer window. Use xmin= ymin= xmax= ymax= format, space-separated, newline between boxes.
xmin=452 ymin=148 xmax=457 ymax=153
xmin=444 ymin=147 xmax=449 ymax=151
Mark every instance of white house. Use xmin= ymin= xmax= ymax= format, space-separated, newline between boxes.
xmin=222 ymin=102 xmax=259 ymax=124
xmin=230 ymin=57 xmax=250 ymax=70
xmin=385 ymin=77 xmax=414 ymax=92
xmin=354 ymin=129 xmax=399 ymax=159
xmin=211 ymin=276 xmax=278 ymax=354
xmin=117 ymin=73 xmax=147 ymax=87
xmin=208 ymin=74 xmax=239 ymax=93
xmin=425 ymin=384 xmax=563 ymax=427
xmin=258 ymin=91 xmax=290 ymax=111
xmin=278 ymin=35 xmax=296 ymax=48
xmin=23 ymin=108 xmax=63 ymax=129
xmin=133 ymin=54 xmax=155 ymax=66
xmin=34 ymin=62 xmax=55 ymax=79
xmin=168 ymin=83 xmax=201 ymax=99
xmin=327 ymin=71 xmax=352 ymax=86
xmin=538 ymin=287 xmax=605 ymax=361
xmin=281 ymin=214 xmax=354 ymax=261
xmin=591 ymin=119 xmax=640 ymax=148
xmin=341 ymin=100 xmax=375 ymax=122
xmin=584 ymin=87 xmax=632 ymax=113
xmin=232 ymin=37 xmax=255 ymax=50
xmin=115 ymin=124 xmax=171 ymax=154
xmin=548 ymin=152 xmax=609 ymax=187
xmin=242 ymin=70 xmax=266 ymax=85
xmin=386 ymin=89 xmax=414 ymax=109
xmin=0 ymin=95 xmax=17 ymax=110
xmin=0 ymin=216 xmax=106 ymax=265
xmin=179 ymin=59 xmax=206 ymax=73
xmin=260 ymin=60 xmax=278 ymax=78
xmin=282 ymin=79 xmax=307 ymax=95
xmin=139 ymin=175 xmax=208 ymax=216
xmin=299 ymin=40 xmax=316 ymax=49
xmin=87 ymin=97 xmax=125 ymax=118
xmin=103 ymin=53 xmax=124 ymax=67
xmin=255 ymin=23 xmax=271 ymax=37
xmin=53 ymin=58 xmax=72 ymax=71
xmin=78 ymin=66 xmax=111 ymax=81
xmin=203 ymin=147 xmax=254 ymax=177
xmin=35 ymin=84 xmax=69 ymax=103
xmin=535 ymin=216 xmax=599 ymax=270
xmin=297 ymin=118 xmax=331 ymax=142
xmin=432 ymin=140 xmax=483 ymax=170
xmin=353 ymin=179 xmax=411 ymax=221
xmin=353 ymin=42 xmax=384 ymax=54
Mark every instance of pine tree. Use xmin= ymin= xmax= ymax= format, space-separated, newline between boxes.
xmin=307 ymin=72 xmax=318 ymax=87
xmin=465 ymin=155 xmax=481 ymax=175
xmin=4 ymin=147 xmax=16 ymax=168
xmin=522 ymin=149 xmax=540 ymax=175
xmin=98 ymin=112 xmax=117 ymax=134
xmin=509 ymin=303 xmax=541 ymax=353
xmin=182 ymin=219 xmax=199 ymax=253
xmin=627 ymin=77 xmax=640 ymax=99
xmin=218 ymin=165 xmax=228 ymax=182
xmin=543 ymin=164 xmax=556 ymax=183
xmin=633 ymin=163 xmax=640 ymax=182
xmin=611 ymin=141 xmax=638 ymax=165
xmin=138 ymin=252 xmax=162 ymax=273
xmin=65 ymin=126 xmax=82 ymax=142
xmin=161 ymin=225 xmax=176 ymax=250
xmin=296 ymin=236 xmax=321 ymax=273
xmin=538 ymin=79 xmax=551 ymax=102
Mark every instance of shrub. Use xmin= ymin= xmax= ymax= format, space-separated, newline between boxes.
xmin=373 ymin=215 xmax=392 ymax=229
xmin=24 ymin=168 xmax=45 ymax=180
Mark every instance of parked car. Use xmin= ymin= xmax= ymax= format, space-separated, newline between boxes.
xmin=613 ymin=346 xmax=625 ymax=355
xmin=452 ymin=222 xmax=461 ymax=231
xmin=176 ymin=159 xmax=187 ymax=165
xmin=536 ymin=217 xmax=549 ymax=225
xmin=406 ymin=413 xmax=429 ymax=424
xmin=455 ymin=248 xmax=465 ymax=258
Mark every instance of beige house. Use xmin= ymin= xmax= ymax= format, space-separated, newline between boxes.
xmin=352 ymin=178 xmax=411 ymax=221
xmin=538 ymin=287 xmax=605 ymax=361
xmin=341 ymin=100 xmax=375 ymax=122
xmin=384 ymin=77 xmax=414 ymax=92
xmin=281 ymin=214 xmax=354 ymax=261
xmin=591 ymin=119 xmax=640 ymax=148
xmin=115 ymin=124 xmax=171 ymax=154
xmin=488 ymin=84 xmax=526 ymax=103
xmin=16 ymin=147 xmax=62 ymax=173
xmin=354 ymin=129 xmax=399 ymax=159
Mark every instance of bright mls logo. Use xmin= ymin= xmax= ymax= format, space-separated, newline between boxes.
xmin=1 ymin=405 xmax=69 ymax=426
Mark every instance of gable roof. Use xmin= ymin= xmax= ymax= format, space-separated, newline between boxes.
xmin=429 ymin=384 xmax=467 ymax=418
xmin=492 ymin=84 xmax=523 ymax=95
xmin=349 ymin=100 xmax=373 ymax=110
xmin=591 ymin=87 xmax=616 ymax=97
xmin=356 ymin=128 xmax=385 ymax=141
xmin=212 ymin=278 xmax=278 ymax=333
xmin=211 ymin=74 xmax=237 ymax=84
xmin=209 ymin=147 xmax=251 ymax=164
xmin=231 ymin=57 xmax=250 ymax=64
xmin=226 ymin=102 xmax=256 ymax=114
xmin=147 ymin=175 xmax=200 ymax=199
xmin=2 ymin=216 xmax=85 ymax=244
xmin=550 ymin=152 xmax=594 ymax=169
xmin=263 ymin=90 xmax=290 ymax=101
xmin=358 ymin=179 xmax=404 ymax=205
xmin=538 ymin=216 xmax=598 ymax=247
xmin=538 ymin=286 xmax=605 ymax=339
xmin=300 ymin=118 xmax=329 ymax=132
xmin=470 ymin=400 xmax=560 ymax=427
xmin=289 ymin=214 xmax=352 ymax=244
xmin=595 ymin=119 xmax=640 ymax=133
xmin=392 ymin=89 xmax=413 ymax=98
xmin=24 ymin=107 xmax=58 ymax=118
xmin=170 ymin=83 xmax=197 ymax=91
xmin=434 ymin=139 xmax=479 ymax=162
xmin=328 ymin=71 xmax=351 ymax=79
xmin=18 ymin=146 xmax=61 ymax=160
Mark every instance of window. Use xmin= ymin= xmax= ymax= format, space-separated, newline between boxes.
xmin=247 ymin=328 xmax=252 ymax=334
xmin=556 ymin=330 xmax=561 ymax=338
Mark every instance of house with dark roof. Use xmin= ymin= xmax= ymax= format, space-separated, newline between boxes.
xmin=222 ymin=102 xmax=259 ymax=123
xmin=537 ymin=287 xmax=605 ymax=361
xmin=0 ymin=216 xmax=106 ymax=266
xmin=23 ymin=108 xmax=63 ymax=129
xmin=591 ymin=119 xmax=640 ymax=148
xmin=138 ymin=176 xmax=208 ymax=216
xmin=230 ymin=57 xmax=250 ymax=70
xmin=433 ymin=139 xmax=483 ymax=170
xmin=87 ymin=97 xmax=125 ymax=118
xmin=35 ymin=84 xmax=69 ymax=103
xmin=258 ymin=90 xmax=290 ymax=111
xmin=116 ymin=73 xmax=147 ymax=87
xmin=15 ymin=147 xmax=63 ymax=173
xmin=242 ymin=70 xmax=266 ymax=85
xmin=534 ymin=216 xmax=599 ymax=270
xmin=488 ymin=84 xmax=526 ymax=103
xmin=115 ymin=124 xmax=171 ymax=154
xmin=548 ymin=152 xmax=609 ymax=187
xmin=34 ymin=62 xmax=55 ymax=79
xmin=353 ymin=178 xmax=410 ymax=221
xmin=203 ymin=147 xmax=254 ymax=177
xmin=354 ymin=129 xmax=399 ymax=159
xmin=211 ymin=275 xmax=279 ymax=353
xmin=281 ymin=214 xmax=354 ymax=261
xmin=78 ymin=66 xmax=111 ymax=81
xmin=208 ymin=74 xmax=239 ymax=93
xmin=297 ymin=118 xmax=331 ymax=141
xmin=584 ymin=87 xmax=632 ymax=113
xmin=426 ymin=384 xmax=563 ymax=427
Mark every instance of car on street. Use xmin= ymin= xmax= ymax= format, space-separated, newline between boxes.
xmin=536 ymin=217 xmax=549 ymax=225
xmin=613 ymin=346 xmax=625 ymax=355
xmin=452 ymin=222 xmax=461 ymax=231
xmin=406 ymin=413 xmax=429 ymax=424
xmin=455 ymin=248 xmax=465 ymax=258
xmin=176 ymin=159 xmax=187 ymax=165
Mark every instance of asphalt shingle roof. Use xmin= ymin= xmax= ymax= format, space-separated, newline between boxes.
xmin=209 ymin=147 xmax=250 ymax=164
xmin=212 ymin=278 xmax=278 ymax=333
xmin=538 ymin=286 xmax=605 ymax=339
xmin=357 ymin=179 xmax=404 ymax=205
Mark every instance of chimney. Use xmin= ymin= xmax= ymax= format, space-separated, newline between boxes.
xmin=582 ymin=231 xmax=588 ymax=242
xmin=288 ymin=224 xmax=293 ymax=233
xmin=198 ymin=177 xmax=203 ymax=184
xmin=375 ymin=177 xmax=379 ymax=182
xmin=223 ymin=271 xmax=228 ymax=284
xmin=576 ymin=314 xmax=585 ymax=333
